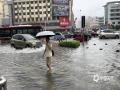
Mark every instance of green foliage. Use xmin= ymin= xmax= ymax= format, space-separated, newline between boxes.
xmin=59 ymin=40 xmax=80 ymax=48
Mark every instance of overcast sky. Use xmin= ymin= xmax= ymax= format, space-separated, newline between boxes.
xmin=73 ymin=0 xmax=120 ymax=18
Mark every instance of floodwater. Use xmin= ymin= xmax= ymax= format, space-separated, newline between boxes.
xmin=0 ymin=38 xmax=120 ymax=90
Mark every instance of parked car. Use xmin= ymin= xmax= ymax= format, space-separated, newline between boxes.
xmin=62 ymin=32 xmax=74 ymax=38
xmin=99 ymin=29 xmax=120 ymax=39
xmin=84 ymin=31 xmax=92 ymax=39
xmin=91 ymin=31 xmax=98 ymax=37
xmin=54 ymin=32 xmax=65 ymax=41
xmin=10 ymin=34 xmax=42 ymax=49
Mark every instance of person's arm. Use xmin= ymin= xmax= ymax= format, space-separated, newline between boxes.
xmin=42 ymin=46 xmax=46 ymax=57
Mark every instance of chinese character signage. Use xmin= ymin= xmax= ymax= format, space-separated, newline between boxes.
xmin=59 ymin=16 xmax=69 ymax=27
xmin=53 ymin=6 xmax=69 ymax=16
xmin=53 ymin=0 xmax=68 ymax=5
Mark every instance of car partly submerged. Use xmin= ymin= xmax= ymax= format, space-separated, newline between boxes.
xmin=10 ymin=34 xmax=42 ymax=49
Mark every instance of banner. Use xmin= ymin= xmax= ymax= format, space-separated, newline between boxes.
xmin=53 ymin=6 xmax=69 ymax=16
xmin=59 ymin=16 xmax=69 ymax=27
xmin=53 ymin=0 xmax=68 ymax=5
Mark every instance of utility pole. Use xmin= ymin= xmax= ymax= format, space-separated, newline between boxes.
xmin=45 ymin=0 xmax=47 ymax=31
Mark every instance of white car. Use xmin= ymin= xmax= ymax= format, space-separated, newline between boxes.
xmin=99 ymin=29 xmax=120 ymax=39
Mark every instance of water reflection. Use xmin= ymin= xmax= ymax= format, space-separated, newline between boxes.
xmin=0 ymin=38 xmax=120 ymax=90
xmin=43 ymin=71 xmax=55 ymax=90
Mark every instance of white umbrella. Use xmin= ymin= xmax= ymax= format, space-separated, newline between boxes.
xmin=36 ymin=31 xmax=55 ymax=38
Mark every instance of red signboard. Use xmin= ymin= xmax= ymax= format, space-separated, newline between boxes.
xmin=59 ymin=16 xmax=69 ymax=27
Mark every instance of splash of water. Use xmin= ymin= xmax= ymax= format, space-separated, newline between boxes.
xmin=0 ymin=45 xmax=45 ymax=54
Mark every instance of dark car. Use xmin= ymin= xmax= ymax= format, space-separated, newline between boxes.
xmin=54 ymin=32 xmax=65 ymax=41
xmin=63 ymin=32 xmax=74 ymax=38
xmin=10 ymin=34 xmax=42 ymax=49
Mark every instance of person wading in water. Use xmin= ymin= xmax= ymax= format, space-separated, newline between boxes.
xmin=43 ymin=37 xmax=53 ymax=72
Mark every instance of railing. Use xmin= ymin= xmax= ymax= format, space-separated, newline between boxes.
xmin=0 ymin=76 xmax=7 ymax=90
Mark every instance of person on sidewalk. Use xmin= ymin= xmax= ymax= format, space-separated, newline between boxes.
xmin=43 ymin=37 xmax=53 ymax=72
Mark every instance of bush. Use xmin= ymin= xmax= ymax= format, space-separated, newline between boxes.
xmin=59 ymin=40 xmax=80 ymax=48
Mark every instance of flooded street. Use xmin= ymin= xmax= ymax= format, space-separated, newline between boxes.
xmin=0 ymin=38 xmax=120 ymax=90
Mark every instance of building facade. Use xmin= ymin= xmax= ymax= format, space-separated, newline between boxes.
xmin=0 ymin=0 xmax=9 ymax=26
xmin=104 ymin=1 xmax=120 ymax=26
xmin=8 ymin=0 xmax=74 ymax=31
xmin=96 ymin=17 xmax=104 ymax=29
xmin=0 ymin=0 xmax=5 ymax=26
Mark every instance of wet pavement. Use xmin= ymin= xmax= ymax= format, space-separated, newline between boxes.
xmin=0 ymin=38 xmax=120 ymax=90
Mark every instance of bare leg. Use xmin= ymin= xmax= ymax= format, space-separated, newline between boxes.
xmin=46 ymin=57 xmax=52 ymax=72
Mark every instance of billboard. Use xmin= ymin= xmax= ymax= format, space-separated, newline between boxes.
xmin=53 ymin=0 xmax=69 ymax=5
xmin=59 ymin=16 xmax=69 ymax=27
xmin=52 ymin=6 xmax=69 ymax=16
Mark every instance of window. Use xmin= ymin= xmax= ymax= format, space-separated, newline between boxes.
xmin=23 ymin=18 xmax=26 ymax=22
xmin=40 ymin=12 xmax=42 ymax=14
xmin=36 ymin=18 xmax=38 ymax=21
xmin=23 ymin=13 xmax=26 ymax=15
xmin=31 ymin=1 xmax=33 ymax=4
xmin=44 ymin=11 xmax=46 ymax=14
xmin=23 ymin=29 xmax=28 ymax=34
xmin=14 ymin=8 xmax=18 ymax=11
xmin=23 ymin=7 xmax=25 ymax=9
xmin=36 ymin=12 xmax=38 ymax=14
xmin=15 ymin=13 xmax=18 ymax=15
xmin=14 ymin=2 xmax=17 ymax=5
xmin=28 ymin=18 xmax=30 ymax=21
xmin=18 ymin=2 xmax=21 ymax=5
xmin=39 ymin=6 xmax=42 ymax=9
xmin=47 ymin=0 xmax=50 ymax=2
xmin=40 ymin=18 xmax=42 ymax=21
xmin=103 ymin=30 xmax=113 ymax=33
xmin=12 ymin=30 xmax=17 ymax=35
xmin=22 ymin=2 xmax=25 ymax=4
xmin=35 ymin=6 xmax=38 ymax=9
xmin=116 ymin=13 xmax=120 ymax=16
xmin=31 ymin=7 xmax=34 ymax=9
xmin=48 ymin=6 xmax=50 ymax=8
xmin=112 ymin=22 xmax=115 ymax=24
xmin=27 ymin=12 xmax=30 ymax=15
xmin=53 ymin=16 xmax=57 ymax=20
xmin=44 ymin=17 xmax=46 ymax=20
xmin=48 ymin=11 xmax=50 ymax=14
xmin=13 ymin=35 xmax=19 ymax=39
xmin=31 ymin=18 xmax=34 ymax=21
xmin=19 ymin=13 xmax=21 ymax=15
xmin=18 ymin=35 xmax=24 ymax=40
xmin=27 ymin=7 xmax=29 ymax=9
xmin=31 ymin=12 xmax=34 ymax=14
xmin=48 ymin=17 xmax=51 ymax=20
xmin=15 ymin=19 xmax=18 ymax=22
xmin=17 ymin=30 xmax=23 ymax=34
xmin=43 ymin=6 xmax=46 ymax=8
xmin=43 ymin=0 xmax=46 ymax=3
xmin=26 ymin=2 xmax=29 ymax=4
